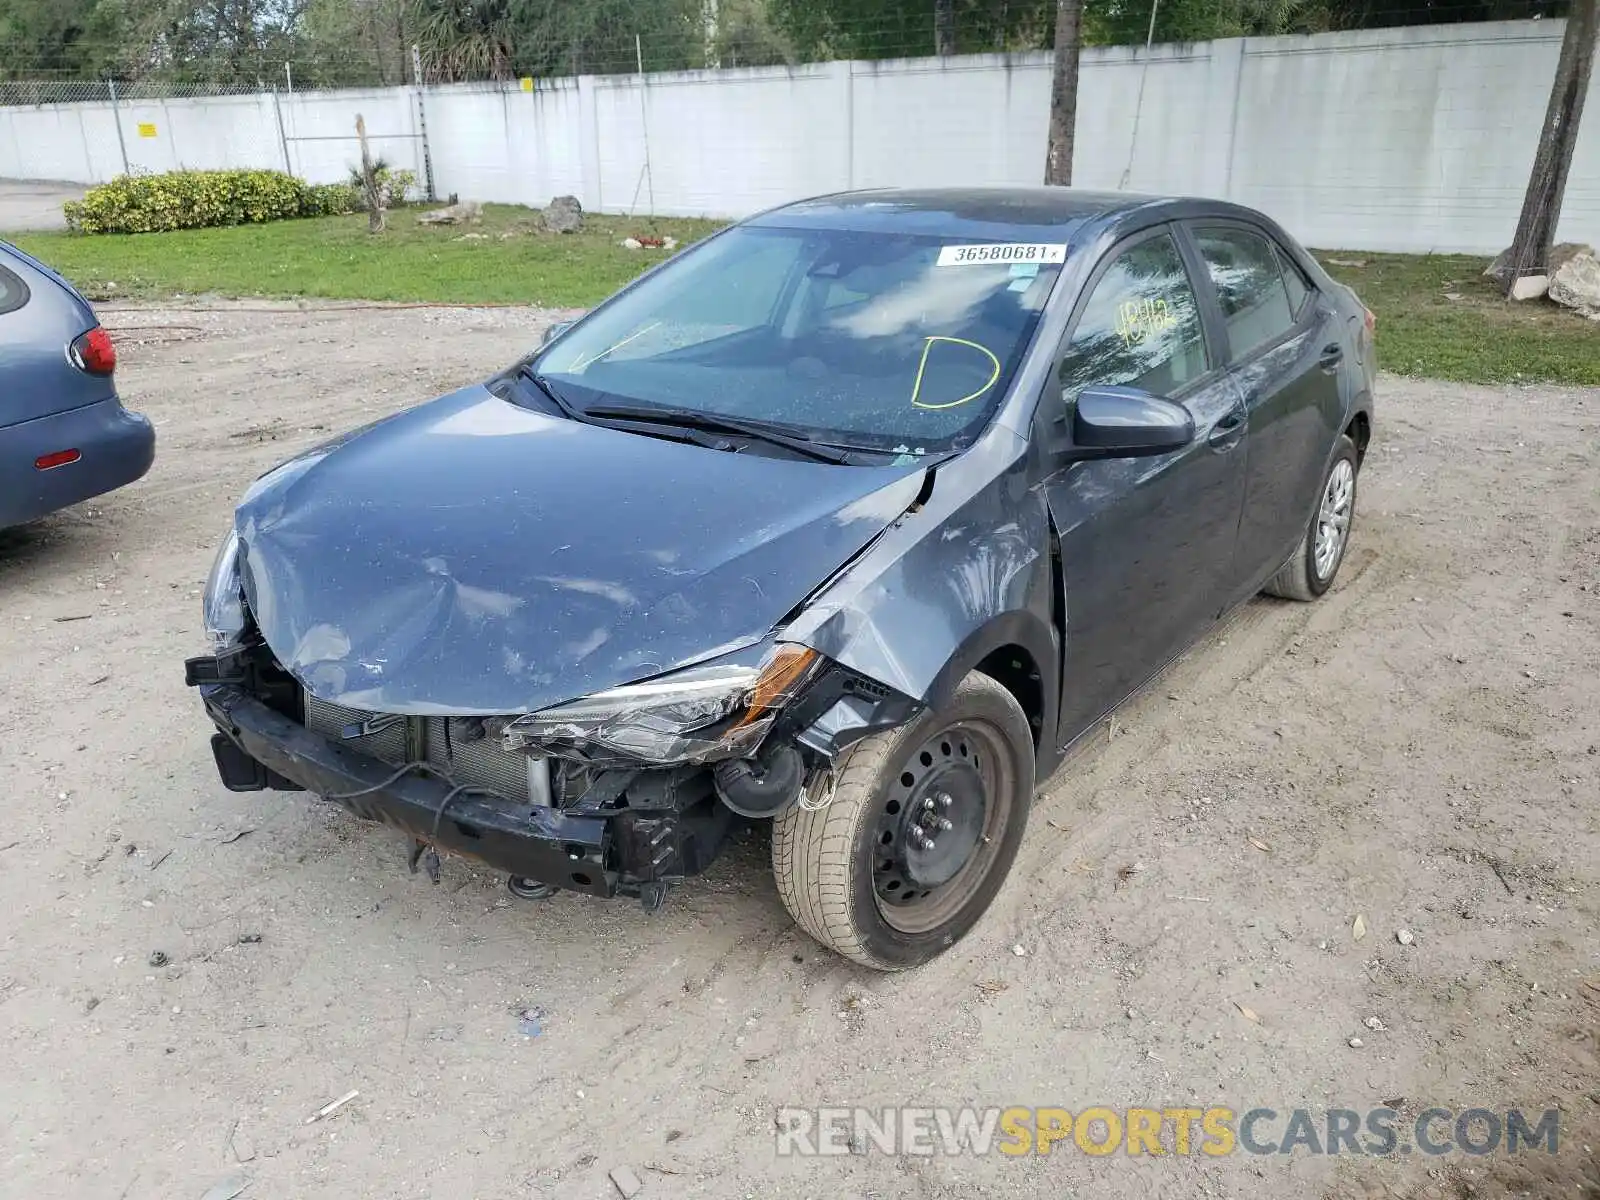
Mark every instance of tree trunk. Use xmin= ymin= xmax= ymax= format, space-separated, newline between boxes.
xmin=1495 ymin=0 xmax=1599 ymax=292
xmin=1044 ymin=0 xmax=1081 ymax=185
xmin=935 ymin=0 xmax=956 ymax=56
xmin=356 ymin=114 xmax=385 ymax=234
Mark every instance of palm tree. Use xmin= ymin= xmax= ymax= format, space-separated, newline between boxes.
xmin=410 ymin=0 xmax=515 ymax=81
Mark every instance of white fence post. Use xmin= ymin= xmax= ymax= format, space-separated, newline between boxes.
xmin=578 ymin=74 xmax=603 ymax=211
xmin=272 ymin=86 xmax=292 ymax=173
xmin=107 ymin=79 xmax=130 ymax=177
xmin=838 ymin=60 xmax=855 ymax=192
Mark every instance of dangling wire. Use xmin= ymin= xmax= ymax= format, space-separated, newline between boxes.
xmin=321 ymin=760 xmax=511 ymax=836
xmin=798 ymin=767 xmax=839 ymax=812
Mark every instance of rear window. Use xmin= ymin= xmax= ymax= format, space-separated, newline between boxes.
xmin=1275 ymin=244 xmax=1312 ymax=316
xmin=0 ymin=264 xmax=28 ymax=315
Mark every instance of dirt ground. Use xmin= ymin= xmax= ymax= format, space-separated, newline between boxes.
xmin=1 ymin=302 xmax=1595 ymax=1200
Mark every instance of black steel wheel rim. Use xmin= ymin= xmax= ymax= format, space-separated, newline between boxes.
xmin=871 ymin=719 xmax=1014 ymax=934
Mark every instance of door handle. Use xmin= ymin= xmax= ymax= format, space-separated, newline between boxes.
xmin=1207 ymin=407 xmax=1246 ymax=450
xmin=1318 ymin=343 xmax=1344 ymax=371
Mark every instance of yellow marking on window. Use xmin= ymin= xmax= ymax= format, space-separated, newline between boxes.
xmin=1115 ymin=297 xmax=1176 ymax=346
xmin=910 ymin=336 xmax=1001 ymax=411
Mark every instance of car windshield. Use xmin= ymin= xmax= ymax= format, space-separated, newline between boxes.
xmin=531 ymin=224 xmax=1066 ymax=454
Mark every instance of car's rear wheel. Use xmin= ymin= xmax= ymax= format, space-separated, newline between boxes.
xmin=1264 ymin=433 xmax=1359 ymax=602
xmin=771 ymin=671 xmax=1034 ymax=970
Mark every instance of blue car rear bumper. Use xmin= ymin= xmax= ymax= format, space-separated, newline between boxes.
xmin=0 ymin=398 xmax=154 ymax=528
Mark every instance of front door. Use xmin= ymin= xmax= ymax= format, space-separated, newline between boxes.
xmin=1038 ymin=227 xmax=1248 ymax=746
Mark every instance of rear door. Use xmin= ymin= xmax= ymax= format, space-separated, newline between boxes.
xmin=1184 ymin=222 xmax=1344 ymax=596
xmin=0 ymin=248 xmax=109 ymax=428
xmin=1039 ymin=225 xmax=1249 ymax=745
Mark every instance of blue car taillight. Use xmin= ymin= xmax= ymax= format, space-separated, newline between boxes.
xmin=69 ymin=325 xmax=117 ymax=376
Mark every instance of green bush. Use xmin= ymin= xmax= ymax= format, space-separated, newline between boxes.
xmin=303 ymin=181 xmax=362 ymax=217
xmin=345 ymin=162 xmax=418 ymax=210
xmin=63 ymin=169 xmax=360 ymax=234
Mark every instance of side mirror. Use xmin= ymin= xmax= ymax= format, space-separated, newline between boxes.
xmin=1067 ymin=385 xmax=1194 ymax=459
xmin=541 ymin=320 xmax=575 ymax=346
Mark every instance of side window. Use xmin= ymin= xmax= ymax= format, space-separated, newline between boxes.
xmin=1274 ymin=244 xmax=1312 ymax=316
xmin=0 ymin=264 xmax=28 ymax=316
xmin=1193 ymin=227 xmax=1296 ymax=360
xmin=1058 ymin=232 xmax=1209 ymax=403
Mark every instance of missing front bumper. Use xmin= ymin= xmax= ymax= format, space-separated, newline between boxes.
xmin=196 ymin=681 xmax=723 ymax=898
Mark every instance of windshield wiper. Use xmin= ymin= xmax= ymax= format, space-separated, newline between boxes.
xmin=581 ymin=404 xmax=854 ymax=465
xmin=514 ymin=365 xmax=582 ymax=421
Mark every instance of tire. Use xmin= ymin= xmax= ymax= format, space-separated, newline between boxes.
xmin=771 ymin=671 xmax=1034 ymax=971
xmin=1264 ymin=434 xmax=1359 ymax=602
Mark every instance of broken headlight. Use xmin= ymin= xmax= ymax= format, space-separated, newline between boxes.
xmin=203 ymin=528 xmax=246 ymax=651
xmin=503 ymin=644 xmax=818 ymax=764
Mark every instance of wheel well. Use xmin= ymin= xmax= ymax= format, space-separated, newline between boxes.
xmin=1346 ymin=412 xmax=1371 ymax=466
xmin=975 ymin=646 xmax=1044 ymax=749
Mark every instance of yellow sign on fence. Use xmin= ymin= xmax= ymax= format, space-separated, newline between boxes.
xmin=520 ymin=77 xmax=534 ymax=92
xmin=136 ymin=122 xmax=157 ymax=138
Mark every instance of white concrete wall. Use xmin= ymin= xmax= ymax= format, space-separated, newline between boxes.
xmin=1 ymin=19 xmax=1595 ymax=253
xmin=421 ymin=80 xmax=584 ymax=204
xmin=1228 ymin=24 xmax=1598 ymax=252
xmin=590 ymin=64 xmax=845 ymax=216
xmin=278 ymin=87 xmax=425 ymax=185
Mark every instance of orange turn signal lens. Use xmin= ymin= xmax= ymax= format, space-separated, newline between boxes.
xmin=733 ymin=644 xmax=818 ymax=727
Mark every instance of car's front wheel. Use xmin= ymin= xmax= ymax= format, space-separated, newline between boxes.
xmin=771 ymin=671 xmax=1034 ymax=970
xmin=1264 ymin=433 xmax=1359 ymax=602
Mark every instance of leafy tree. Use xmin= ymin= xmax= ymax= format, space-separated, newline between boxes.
xmin=0 ymin=0 xmax=124 ymax=78
xmin=769 ymin=0 xmax=1054 ymax=59
xmin=300 ymin=0 xmax=411 ymax=85
xmin=410 ymin=0 xmax=515 ymax=80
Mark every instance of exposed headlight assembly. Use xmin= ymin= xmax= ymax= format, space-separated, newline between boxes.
xmin=202 ymin=528 xmax=247 ymax=652
xmin=503 ymin=644 xmax=819 ymax=765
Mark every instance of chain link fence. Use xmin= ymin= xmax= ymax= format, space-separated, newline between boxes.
xmin=0 ymin=80 xmax=286 ymax=106
xmin=0 ymin=78 xmax=433 ymax=205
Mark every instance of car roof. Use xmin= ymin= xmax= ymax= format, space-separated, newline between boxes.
xmin=748 ymin=187 xmax=1187 ymax=241
xmin=747 ymin=186 xmax=1283 ymax=248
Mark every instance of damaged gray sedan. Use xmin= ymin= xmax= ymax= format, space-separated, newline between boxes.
xmin=187 ymin=187 xmax=1375 ymax=969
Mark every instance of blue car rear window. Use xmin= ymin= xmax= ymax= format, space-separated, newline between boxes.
xmin=0 ymin=262 xmax=29 ymax=315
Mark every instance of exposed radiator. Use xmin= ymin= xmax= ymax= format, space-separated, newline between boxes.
xmin=303 ymin=696 xmax=548 ymax=805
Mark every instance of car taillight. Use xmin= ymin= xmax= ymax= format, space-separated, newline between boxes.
xmin=69 ymin=325 xmax=117 ymax=376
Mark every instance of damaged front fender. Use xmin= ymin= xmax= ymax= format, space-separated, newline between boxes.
xmin=784 ymin=426 xmax=1059 ymax=761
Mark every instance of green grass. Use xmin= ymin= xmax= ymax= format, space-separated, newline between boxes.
xmin=12 ymin=211 xmax=1597 ymax=385
xmin=13 ymin=204 xmax=724 ymax=309
xmin=1317 ymin=251 xmax=1600 ymax=386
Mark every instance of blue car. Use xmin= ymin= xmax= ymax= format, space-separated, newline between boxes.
xmin=0 ymin=242 xmax=155 ymax=529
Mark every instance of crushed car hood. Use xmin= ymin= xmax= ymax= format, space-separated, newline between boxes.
xmin=234 ymin=385 xmax=925 ymax=714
